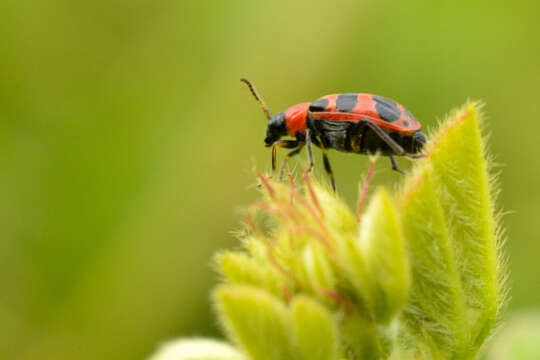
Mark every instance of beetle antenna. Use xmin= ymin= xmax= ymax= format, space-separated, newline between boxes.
xmin=240 ymin=78 xmax=272 ymax=121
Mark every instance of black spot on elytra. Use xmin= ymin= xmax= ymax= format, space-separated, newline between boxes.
xmin=309 ymin=98 xmax=329 ymax=112
xmin=336 ymin=93 xmax=358 ymax=112
xmin=403 ymin=120 xmax=409 ymax=127
xmin=372 ymin=95 xmax=401 ymax=123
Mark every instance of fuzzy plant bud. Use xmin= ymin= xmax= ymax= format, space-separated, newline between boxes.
xmin=155 ymin=102 xmax=507 ymax=360
xmin=299 ymin=242 xmax=336 ymax=299
xmin=357 ymin=188 xmax=410 ymax=324
xmin=291 ymin=296 xmax=339 ymax=360
xmin=214 ymin=285 xmax=297 ymax=360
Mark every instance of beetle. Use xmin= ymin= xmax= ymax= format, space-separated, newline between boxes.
xmin=240 ymin=78 xmax=426 ymax=191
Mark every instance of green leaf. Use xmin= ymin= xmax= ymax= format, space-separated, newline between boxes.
xmin=214 ymin=285 xmax=297 ymax=360
xmin=427 ymin=102 xmax=501 ymax=317
xmin=401 ymin=102 xmax=506 ymax=357
xmin=428 ymin=103 xmax=503 ymax=346
xmin=291 ymin=296 xmax=339 ymax=360
xmin=401 ymin=167 xmax=468 ymax=353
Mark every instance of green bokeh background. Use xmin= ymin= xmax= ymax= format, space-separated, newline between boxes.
xmin=1 ymin=1 xmax=539 ymax=359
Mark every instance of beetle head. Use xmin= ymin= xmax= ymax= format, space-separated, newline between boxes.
xmin=412 ymin=130 xmax=427 ymax=153
xmin=264 ymin=112 xmax=287 ymax=146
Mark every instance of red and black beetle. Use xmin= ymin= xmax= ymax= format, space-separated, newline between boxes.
xmin=241 ymin=78 xmax=426 ymax=191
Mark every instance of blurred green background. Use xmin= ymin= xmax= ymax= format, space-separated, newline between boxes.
xmin=1 ymin=0 xmax=539 ymax=359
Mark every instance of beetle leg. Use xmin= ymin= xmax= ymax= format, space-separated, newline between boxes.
xmin=271 ymin=140 xmax=299 ymax=172
xmin=305 ymin=128 xmax=315 ymax=173
xmin=405 ymin=153 xmax=426 ymax=159
xmin=361 ymin=120 xmax=407 ymax=156
xmin=389 ymin=155 xmax=405 ymax=175
xmin=319 ymin=141 xmax=337 ymax=192
xmin=278 ymin=144 xmax=304 ymax=180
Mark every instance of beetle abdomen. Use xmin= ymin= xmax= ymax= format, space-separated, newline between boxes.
xmin=309 ymin=116 xmax=417 ymax=156
xmin=309 ymin=118 xmax=347 ymax=151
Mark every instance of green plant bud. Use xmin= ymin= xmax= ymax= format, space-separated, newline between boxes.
xmin=243 ymin=236 xmax=269 ymax=263
xmin=309 ymin=181 xmax=357 ymax=239
xmin=336 ymin=235 xmax=369 ymax=306
xmin=358 ymin=188 xmax=410 ymax=324
xmin=340 ymin=313 xmax=386 ymax=360
xmin=298 ymin=242 xmax=336 ymax=298
xmin=214 ymin=285 xmax=297 ymax=360
xmin=291 ymin=296 xmax=339 ymax=360
xmin=216 ymin=251 xmax=285 ymax=299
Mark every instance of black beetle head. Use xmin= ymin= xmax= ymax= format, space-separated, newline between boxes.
xmin=264 ymin=112 xmax=287 ymax=146
xmin=412 ymin=130 xmax=427 ymax=153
